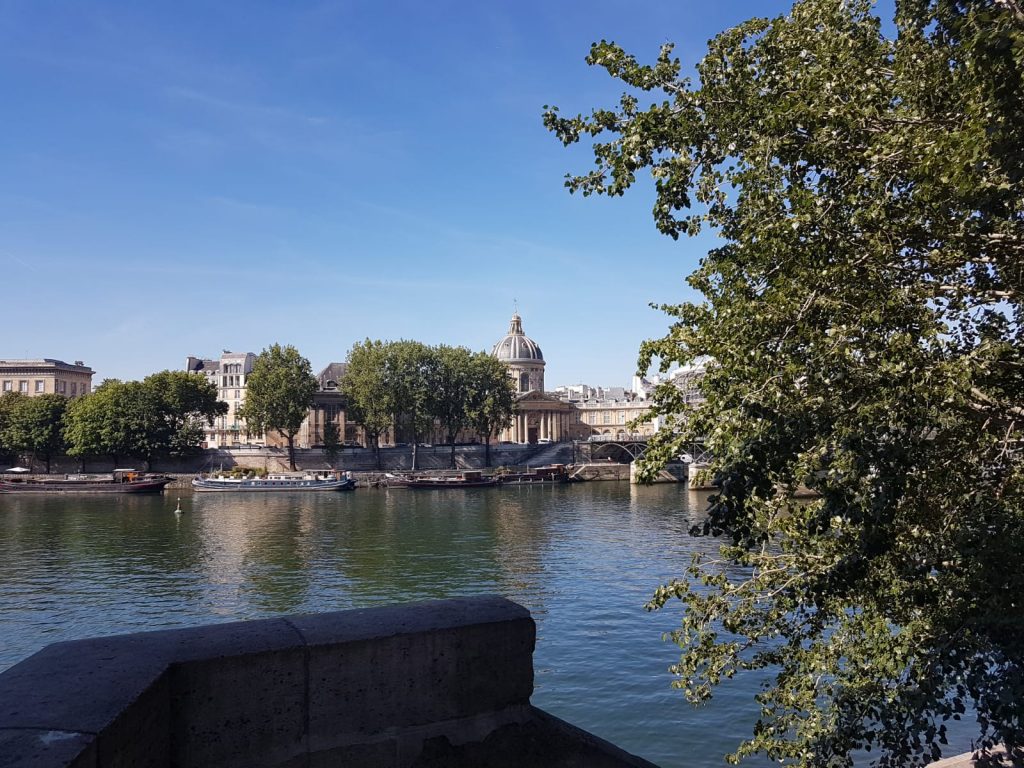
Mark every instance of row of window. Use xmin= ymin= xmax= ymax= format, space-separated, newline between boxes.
xmin=1 ymin=379 xmax=83 ymax=395
xmin=580 ymin=411 xmax=630 ymax=425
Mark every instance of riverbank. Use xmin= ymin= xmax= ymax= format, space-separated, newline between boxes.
xmin=3 ymin=442 xmax=576 ymax=476
xmin=159 ymin=463 xmax=632 ymax=490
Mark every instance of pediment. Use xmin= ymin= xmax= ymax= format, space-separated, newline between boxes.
xmin=515 ymin=391 xmax=571 ymax=410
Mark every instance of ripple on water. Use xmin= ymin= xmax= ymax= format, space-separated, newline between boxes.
xmin=1 ymin=485 xmax=781 ymax=766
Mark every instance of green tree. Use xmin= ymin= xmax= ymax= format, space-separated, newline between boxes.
xmin=64 ymin=385 xmax=113 ymax=466
xmin=239 ymin=344 xmax=317 ymax=470
xmin=0 ymin=392 xmax=26 ymax=465
xmin=428 ymin=345 xmax=476 ymax=469
xmin=383 ymin=340 xmax=435 ymax=471
xmin=63 ymin=381 xmax=165 ymax=469
xmin=0 ymin=393 xmax=66 ymax=472
xmin=465 ymin=352 xmax=517 ymax=468
xmin=322 ymin=419 xmax=340 ymax=467
xmin=144 ymin=370 xmax=226 ymax=456
xmin=546 ymin=0 xmax=1024 ymax=765
xmin=341 ymin=340 xmax=393 ymax=469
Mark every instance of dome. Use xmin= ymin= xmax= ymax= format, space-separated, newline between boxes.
xmin=492 ymin=313 xmax=544 ymax=362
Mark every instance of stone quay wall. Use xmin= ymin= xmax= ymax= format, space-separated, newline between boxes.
xmin=0 ymin=596 xmax=657 ymax=768
xmin=32 ymin=443 xmax=574 ymax=476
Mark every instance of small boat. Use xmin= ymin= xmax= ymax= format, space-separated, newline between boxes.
xmin=382 ymin=473 xmax=410 ymax=488
xmin=499 ymin=464 xmax=569 ymax=485
xmin=404 ymin=471 xmax=499 ymax=489
xmin=0 ymin=469 xmax=173 ymax=494
xmin=191 ymin=470 xmax=356 ymax=492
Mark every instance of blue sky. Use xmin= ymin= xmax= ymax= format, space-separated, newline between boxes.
xmin=1 ymin=0 xmax=798 ymax=387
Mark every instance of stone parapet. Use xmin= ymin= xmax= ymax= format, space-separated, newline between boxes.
xmin=0 ymin=597 xmax=657 ymax=768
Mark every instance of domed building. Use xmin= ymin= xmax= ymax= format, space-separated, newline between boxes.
xmin=492 ymin=312 xmax=574 ymax=444
xmin=491 ymin=312 xmax=545 ymax=394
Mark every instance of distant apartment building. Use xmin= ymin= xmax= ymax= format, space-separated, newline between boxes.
xmin=553 ymin=384 xmax=627 ymax=403
xmin=571 ymin=398 xmax=659 ymax=438
xmin=0 ymin=359 xmax=94 ymax=398
xmin=185 ymin=351 xmax=263 ymax=449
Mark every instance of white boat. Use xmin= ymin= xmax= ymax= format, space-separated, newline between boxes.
xmin=191 ymin=470 xmax=356 ymax=492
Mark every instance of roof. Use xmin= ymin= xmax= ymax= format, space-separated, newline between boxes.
xmin=318 ymin=362 xmax=348 ymax=390
xmin=0 ymin=359 xmax=94 ymax=374
xmin=491 ymin=313 xmax=544 ymax=363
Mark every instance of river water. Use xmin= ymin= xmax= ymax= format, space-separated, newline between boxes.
xmin=0 ymin=483 xmax=788 ymax=766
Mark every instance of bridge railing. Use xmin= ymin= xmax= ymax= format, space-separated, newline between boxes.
xmin=585 ymin=434 xmax=650 ymax=443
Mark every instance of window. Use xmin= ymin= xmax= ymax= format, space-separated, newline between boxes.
xmin=2 ymin=381 xmax=10 ymax=392
xmin=71 ymin=383 xmax=77 ymax=395
xmin=35 ymin=380 xmax=45 ymax=393
xmin=18 ymin=381 xmax=28 ymax=393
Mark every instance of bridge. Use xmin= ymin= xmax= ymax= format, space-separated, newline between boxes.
xmin=574 ymin=435 xmax=711 ymax=465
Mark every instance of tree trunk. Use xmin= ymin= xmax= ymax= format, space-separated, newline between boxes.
xmin=450 ymin=441 xmax=456 ymax=470
xmin=484 ymin=437 xmax=491 ymax=468
xmin=287 ymin=434 xmax=296 ymax=470
xmin=411 ymin=440 xmax=418 ymax=472
xmin=374 ymin=434 xmax=381 ymax=470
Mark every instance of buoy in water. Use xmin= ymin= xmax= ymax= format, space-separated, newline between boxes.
xmin=174 ymin=497 xmax=182 ymax=515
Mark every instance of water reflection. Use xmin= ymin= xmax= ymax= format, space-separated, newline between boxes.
xmin=0 ymin=482 xmax=760 ymax=767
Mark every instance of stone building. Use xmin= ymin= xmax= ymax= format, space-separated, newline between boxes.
xmin=491 ymin=313 xmax=574 ymax=444
xmin=268 ymin=362 xmax=354 ymax=450
xmin=0 ymin=359 xmax=93 ymax=398
xmin=185 ymin=351 xmax=262 ymax=448
xmin=572 ymin=398 xmax=659 ymax=439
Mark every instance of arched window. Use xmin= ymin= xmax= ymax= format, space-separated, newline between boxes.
xmin=520 ymin=372 xmax=530 ymax=392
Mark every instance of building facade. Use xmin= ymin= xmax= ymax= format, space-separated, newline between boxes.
xmin=491 ymin=313 xmax=574 ymax=444
xmin=572 ymin=398 xmax=659 ymax=439
xmin=264 ymin=363 xmax=355 ymax=451
xmin=0 ymin=359 xmax=94 ymax=398
xmin=185 ymin=351 xmax=262 ymax=448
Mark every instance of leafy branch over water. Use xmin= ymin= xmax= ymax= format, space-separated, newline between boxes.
xmin=545 ymin=0 xmax=1024 ymax=764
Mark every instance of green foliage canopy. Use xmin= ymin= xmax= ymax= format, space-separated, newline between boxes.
xmin=428 ymin=345 xmax=477 ymax=468
xmin=143 ymin=370 xmax=226 ymax=455
xmin=239 ymin=344 xmax=317 ymax=470
xmin=0 ymin=393 xmax=67 ymax=472
xmin=545 ymin=0 xmax=1024 ymax=765
xmin=382 ymin=340 xmax=435 ymax=471
xmin=0 ymin=392 xmax=26 ymax=463
xmin=341 ymin=339 xmax=394 ymax=465
xmin=465 ymin=351 xmax=517 ymax=467
xmin=62 ymin=373 xmax=224 ymax=466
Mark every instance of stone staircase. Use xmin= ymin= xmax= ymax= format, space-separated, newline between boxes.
xmin=520 ymin=442 xmax=573 ymax=467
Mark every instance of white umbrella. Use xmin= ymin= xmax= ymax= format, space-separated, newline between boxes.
xmin=4 ymin=467 xmax=31 ymax=473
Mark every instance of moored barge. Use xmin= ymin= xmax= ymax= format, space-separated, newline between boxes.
xmin=191 ymin=470 xmax=355 ymax=492
xmin=0 ymin=469 xmax=173 ymax=494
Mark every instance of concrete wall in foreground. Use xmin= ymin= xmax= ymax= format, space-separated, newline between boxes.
xmin=0 ymin=597 xmax=657 ymax=768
